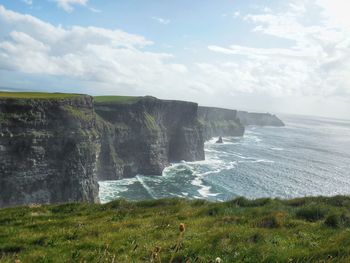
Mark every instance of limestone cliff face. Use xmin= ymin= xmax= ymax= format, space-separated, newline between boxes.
xmin=198 ymin=106 xmax=245 ymax=141
xmin=95 ymin=96 xmax=204 ymax=180
xmin=237 ymin=111 xmax=285 ymax=126
xmin=0 ymin=96 xmax=99 ymax=207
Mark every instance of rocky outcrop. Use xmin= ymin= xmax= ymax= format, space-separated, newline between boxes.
xmin=0 ymin=95 xmax=100 ymax=207
xmin=95 ymin=96 xmax=204 ymax=180
xmin=198 ymin=106 xmax=245 ymax=141
xmin=237 ymin=111 xmax=285 ymax=126
xmin=216 ymin=136 xmax=223 ymax=144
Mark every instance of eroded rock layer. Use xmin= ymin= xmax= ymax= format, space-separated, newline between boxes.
xmin=0 ymin=96 xmax=99 ymax=207
xmin=237 ymin=111 xmax=285 ymax=126
xmin=198 ymin=106 xmax=245 ymax=141
xmin=95 ymin=96 xmax=205 ymax=180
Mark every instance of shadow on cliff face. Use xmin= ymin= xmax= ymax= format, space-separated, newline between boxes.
xmin=0 ymin=95 xmax=99 ymax=207
xmin=95 ymin=96 xmax=205 ymax=181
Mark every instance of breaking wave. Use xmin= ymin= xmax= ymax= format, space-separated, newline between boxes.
xmin=99 ymin=115 xmax=350 ymax=203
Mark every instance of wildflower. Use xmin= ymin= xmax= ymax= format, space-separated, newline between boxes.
xmin=150 ymin=246 xmax=161 ymax=263
xmin=215 ymin=257 xmax=222 ymax=263
xmin=179 ymin=223 xmax=185 ymax=232
xmin=170 ymin=223 xmax=186 ymax=263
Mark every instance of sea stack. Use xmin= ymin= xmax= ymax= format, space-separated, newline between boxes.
xmin=198 ymin=106 xmax=245 ymax=141
xmin=216 ymin=136 xmax=223 ymax=143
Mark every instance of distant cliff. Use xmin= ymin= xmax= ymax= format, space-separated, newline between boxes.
xmin=198 ymin=106 xmax=245 ymax=141
xmin=237 ymin=111 xmax=285 ymax=126
xmin=95 ymin=96 xmax=204 ymax=180
xmin=0 ymin=94 xmax=100 ymax=207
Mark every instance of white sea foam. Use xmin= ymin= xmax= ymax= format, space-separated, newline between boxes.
xmin=244 ymin=134 xmax=262 ymax=143
xmin=271 ymin=147 xmax=284 ymax=151
xmin=251 ymin=159 xmax=274 ymax=163
xmin=206 ymin=137 xmax=219 ymax=144
xmin=188 ymin=158 xmax=235 ymax=198
xmin=136 ymin=175 xmax=157 ymax=199
xmin=99 ymin=179 xmax=139 ymax=203
xmin=99 ymin=115 xmax=350 ymax=203
xmin=191 ymin=175 xmax=220 ymax=198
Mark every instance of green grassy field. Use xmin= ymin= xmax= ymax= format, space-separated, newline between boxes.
xmin=94 ymin=96 xmax=141 ymax=104
xmin=1 ymin=196 xmax=350 ymax=262
xmin=0 ymin=91 xmax=143 ymax=104
xmin=0 ymin=92 xmax=83 ymax=100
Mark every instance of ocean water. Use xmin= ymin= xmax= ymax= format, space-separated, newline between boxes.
xmin=99 ymin=114 xmax=350 ymax=203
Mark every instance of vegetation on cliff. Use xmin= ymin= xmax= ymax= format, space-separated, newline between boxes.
xmin=0 ymin=92 xmax=83 ymax=100
xmin=94 ymin=96 xmax=141 ymax=104
xmin=63 ymin=105 xmax=95 ymax=123
xmin=1 ymin=196 xmax=350 ymax=262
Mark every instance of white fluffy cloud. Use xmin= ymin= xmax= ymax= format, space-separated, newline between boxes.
xmin=208 ymin=0 xmax=350 ymax=99
xmin=151 ymin=17 xmax=170 ymax=25
xmin=54 ymin=0 xmax=88 ymax=13
xmin=0 ymin=2 xmax=349 ymax=118
xmin=316 ymin=0 xmax=350 ymax=29
xmin=22 ymin=0 xmax=33 ymax=5
xmin=0 ymin=5 xmax=189 ymax=95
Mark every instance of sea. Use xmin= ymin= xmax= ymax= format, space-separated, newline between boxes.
xmin=99 ymin=114 xmax=350 ymax=203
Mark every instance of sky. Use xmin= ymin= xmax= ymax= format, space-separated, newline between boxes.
xmin=0 ymin=0 xmax=349 ymax=119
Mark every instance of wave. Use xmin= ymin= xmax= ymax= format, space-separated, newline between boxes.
xmin=99 ymin=116 xmax=350 ymax=203
xmin=271 ymin=147 xmax=284 ymax=151
xmin=99 ymin=179 xmax=138 ymax=203
xmin=191 ymin=175 xmax=219 ymax=198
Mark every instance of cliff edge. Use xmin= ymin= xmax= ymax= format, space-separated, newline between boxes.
xmin=95 ymin=96 xmax=205 ymax=180
xmin=237 ymin=111 xmax=285 ymax=126
xmin=198 ymin=106 xmax=245 ymax=141
xmin=0 ymin=92 xmax=100 ymax=207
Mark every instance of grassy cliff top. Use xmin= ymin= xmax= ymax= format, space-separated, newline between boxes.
xmin=1 ymin=196 xmax=350 ymax=262
xmin=94 ymin=95 xmax=141 ymax=104
xmin=0 ymin=91 xmax=83 ymax=100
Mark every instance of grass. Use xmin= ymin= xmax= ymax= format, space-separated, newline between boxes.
xmin=1 ymin=196 xmax=350 ymax=262
xmin=0 ymin=92 xmax=83 ymax=100
xmin=63 ymin=105 xmax=94 ymax=122
xmin=0 ymin=92 xmax=140 ymax=104
xmin=144 ymin=112 xmax=160 ymax=131
xmin=94 ymin=96 xmax=141 ymax=104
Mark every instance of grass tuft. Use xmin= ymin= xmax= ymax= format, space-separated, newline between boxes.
xmin=94 ymin=96 xmax=141 ymax=104
xmin=296 ymin=205 xmax=328 ymax=222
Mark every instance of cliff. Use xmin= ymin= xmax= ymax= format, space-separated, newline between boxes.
xmin=198 ymin=106 xmax=245 ymax=141
xmin=0 ymin=93 xmax=100 ymax=207
xmin=237 ymin=111 xmax=285 ymax=126
xmin=0 ymin=92 xmax=205 ymax=206
xmin=95 ymin=96 xmax=204 ymax=180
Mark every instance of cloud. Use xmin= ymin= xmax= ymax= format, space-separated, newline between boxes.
xmin=89 ymin=7 xmax=101 ymax=13
xmin=208 ymin=0 xmax=350 ymax=99
xmin=54 ymin=0 xmax=88 ymax=13
xmin=222 ymin=11 xmax=241 ymax=19
xmin=316 ymin=0 xmax=350 ymax=29
xmin=151 ymin=17 xmax=171 ymax=25
xmin=0 ymin=2 xmax=349 ymax=118
xmin=22 ymin=0 xmax=33 ymax=5
xmin=0 ymin=5 xmax=188 ymax=96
